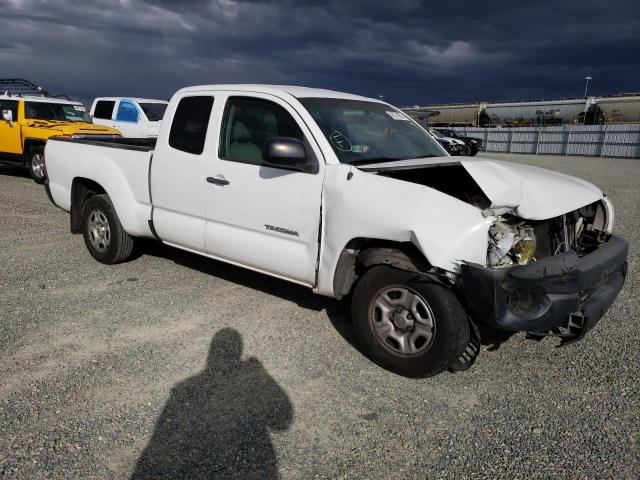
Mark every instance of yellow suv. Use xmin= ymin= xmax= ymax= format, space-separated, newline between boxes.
xmin=0 ymin=79 xmax=121 ymax=183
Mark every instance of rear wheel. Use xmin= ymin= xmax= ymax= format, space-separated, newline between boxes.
xmin=27 ymin=146 xmax=46 ymax=184
xmin=351 ymin=266 xmax=470 ymax=377
xmin=81 ymin=194 xmax=134 ymax=264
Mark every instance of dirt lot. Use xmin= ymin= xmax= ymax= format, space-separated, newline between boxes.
xmin=1 ymin=153 xmax=638 ymax=479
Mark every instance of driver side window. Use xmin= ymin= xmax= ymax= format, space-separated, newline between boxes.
xmin=219 ymin=97 xmax=305 ymax=165
xmin=0 ymin=100 xmax=18 ymax=119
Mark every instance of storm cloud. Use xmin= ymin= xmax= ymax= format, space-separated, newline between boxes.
xmin=0 ymin=0 xmax=638 ymax=106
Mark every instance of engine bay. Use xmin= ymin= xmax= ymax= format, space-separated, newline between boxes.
xmin=487 ymin=199 xmax=613 ymax=268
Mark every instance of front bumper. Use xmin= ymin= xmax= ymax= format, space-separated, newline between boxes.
xmin=461 ymin=235 xmax=628 ymax=344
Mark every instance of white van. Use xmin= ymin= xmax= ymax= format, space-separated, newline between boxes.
xmin=90 ymin=97 xmax=168 ymax=138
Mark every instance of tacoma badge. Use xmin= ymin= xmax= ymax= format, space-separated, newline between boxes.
xmin=264 ymin=224 xmax=299 ymax=237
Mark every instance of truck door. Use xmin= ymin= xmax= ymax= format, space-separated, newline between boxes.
xmin=204 ymin=93 xmax=324 ymax=286
xmin=114 ymin=99 xmax=141 ymax=137
xmin=0 ymin=99 xmax=21 ymax=154
xmin=150 ymin=94 xmax=215 ymax=252
xmin=91 ymin=100 xmax=117 ymax=129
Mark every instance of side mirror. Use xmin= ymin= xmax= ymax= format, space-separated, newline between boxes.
xmin=262 ymin=137 xmax=315 ymax=173
xmin=2 ymin=109 xmax=14 ymax=126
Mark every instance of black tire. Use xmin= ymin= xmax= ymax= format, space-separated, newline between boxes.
xmin=469 ymin=145 xmax=479 ymax=156
xmin=459 ymin=144 xmax=472 ymax=156
xmin=351 ymin=266 xmax=470 ymax=377
xmin=81 ymin=194 xmax=134 ymax=264
xmin=27 ymin=145 xmax=46 ymax=184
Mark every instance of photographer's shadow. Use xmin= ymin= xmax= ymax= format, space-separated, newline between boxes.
xmin=132 ymin=328 xmax=293 ymax=480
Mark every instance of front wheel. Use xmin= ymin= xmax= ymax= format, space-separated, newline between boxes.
xmin=81 ymin=194 xmax=134 ymax=264
xmin=351 ymin=266 xmax=470 ymax=377
xmin=28 ymin=146 xmax=46 ymax=184
xmin=459 ymin=144 xmax=472 ymax=156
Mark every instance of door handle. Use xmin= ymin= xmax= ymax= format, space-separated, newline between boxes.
xmin=206 ymin=176 xmax=230 ymax=186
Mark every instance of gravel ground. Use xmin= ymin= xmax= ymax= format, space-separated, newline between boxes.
xmin=0 ymin=153 xmax=638 ymax=479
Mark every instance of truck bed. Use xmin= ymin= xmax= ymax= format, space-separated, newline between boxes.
xmin=45 ymin=136 xmax=155 ymax=238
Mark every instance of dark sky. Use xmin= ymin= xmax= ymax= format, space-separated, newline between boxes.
xmin=1 ymin=0 xmax=638 ymax=107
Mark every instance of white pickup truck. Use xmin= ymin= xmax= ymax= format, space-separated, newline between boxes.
xmin=44 ymin=85 xmax=628 ymax=377
xmin=90 ymin=97 xmax=168 ymax=138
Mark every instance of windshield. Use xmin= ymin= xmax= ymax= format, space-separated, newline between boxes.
xmin=25 ymin=101 xmax=91 ymax=122
xmin=139 ymin=102 xmax=167 ymax=121
xmin=430 ymin=129 xmax=445 ymax=138
xmin=438 ymin=129 xmax=456 ymax=138
xmin=299 ymin=98 xmax=444 ymax=164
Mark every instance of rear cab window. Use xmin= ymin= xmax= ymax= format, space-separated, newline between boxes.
xmin=94 ymin=100 xmax=116 ymax=120
xmin=168 ymin=96 xmax=214 ymax=155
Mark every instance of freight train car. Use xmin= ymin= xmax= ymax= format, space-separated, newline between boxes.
xmin=404 ymin=103 xmax=484 ymax=126
xmin=485 ymin=98 xmax=589 ymax=126
xmin=403 ymin=93 xmax=640 ymax=127
xmin=597 ymin=95 xmax=640 ymax=123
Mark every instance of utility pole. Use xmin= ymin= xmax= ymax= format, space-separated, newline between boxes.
xmin=584 ymin=76 xmax=592 ymax=98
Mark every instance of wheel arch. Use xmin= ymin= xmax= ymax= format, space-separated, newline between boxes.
xmin=70 ymin=177 xmax=107 ymax=233
xmin=22 ymin=138 xmax=46 ymax=164
xmin=332 ymin=237 xmax=442 ymax=299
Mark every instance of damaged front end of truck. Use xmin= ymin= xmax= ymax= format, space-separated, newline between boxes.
xmin=462 ymin=197 xmax=627 ymax=345
xmin=362 ymin=157 xmax=628 ymax=345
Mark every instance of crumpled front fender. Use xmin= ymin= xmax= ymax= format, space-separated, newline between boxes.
xmin=315 ymin=164 xmax=493 ymax=297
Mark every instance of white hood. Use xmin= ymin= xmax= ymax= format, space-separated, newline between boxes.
xmin=458 ymin=158 xmax=602 ymax=219
xmin=359 ymin=156 xmax=603 ymax=220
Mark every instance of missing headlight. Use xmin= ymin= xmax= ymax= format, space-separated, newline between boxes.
xmin=488 ymin=199 xmax=615 ymax=267
xmin=488 ymin=219 xmax=537 ymax=268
